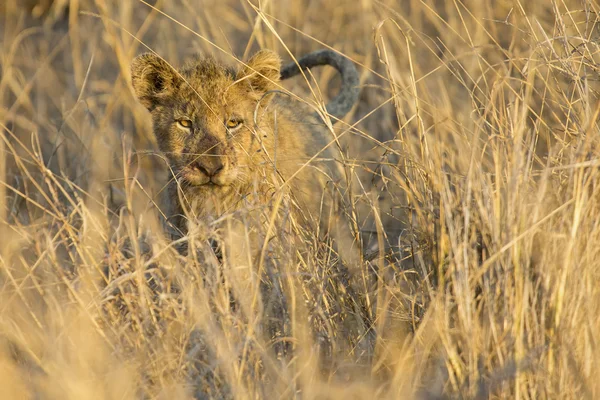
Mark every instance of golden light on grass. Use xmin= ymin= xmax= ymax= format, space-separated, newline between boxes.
xmin=2 ymin=0 xmax=600 ymax=399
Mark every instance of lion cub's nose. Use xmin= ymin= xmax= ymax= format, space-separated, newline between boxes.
xmin=194 ymin=159 xmax=224 ymax=177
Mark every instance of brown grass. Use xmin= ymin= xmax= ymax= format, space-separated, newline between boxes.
xmin=2 ymin=0 xmax=600 ymax=398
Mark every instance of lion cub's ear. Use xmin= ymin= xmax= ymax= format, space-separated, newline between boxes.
xmin=131 ymin=53 xmax=181 ymax=111
xmin=237 ymin=50 xmax=281 ymax=94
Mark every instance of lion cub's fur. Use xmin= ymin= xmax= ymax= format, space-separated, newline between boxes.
xmin=131 ymin=50 xmax=348 ymax=250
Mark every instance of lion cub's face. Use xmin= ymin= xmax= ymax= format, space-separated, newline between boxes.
xmin=131 ymin=51 xmax=281 ymax=190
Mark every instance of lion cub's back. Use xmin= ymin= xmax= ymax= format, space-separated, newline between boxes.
xmin=273 ymin=100 xmax=346 ymax=224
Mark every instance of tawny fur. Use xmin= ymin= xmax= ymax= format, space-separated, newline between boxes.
xmin=131 ymin=49 xmax=356 ymax=241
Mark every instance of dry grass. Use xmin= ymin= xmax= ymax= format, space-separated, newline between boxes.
xmin=2 ymin=0 xmax=600 ymax=398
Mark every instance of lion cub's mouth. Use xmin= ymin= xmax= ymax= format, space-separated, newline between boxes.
xmin=179 ymin=166 xmax=228 ymax=188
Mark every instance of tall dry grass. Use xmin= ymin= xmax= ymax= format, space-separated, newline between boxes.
xmin=2 ymin=0 xmax=600 ymax=398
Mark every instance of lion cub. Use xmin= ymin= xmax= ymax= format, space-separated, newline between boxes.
xmin=131 ymin=49 xmax=359 ymax=249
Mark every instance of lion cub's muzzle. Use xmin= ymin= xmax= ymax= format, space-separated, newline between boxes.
xmin=182 ymin=155 xmax=229 ymax=186
xmin=193 ymin=157 xmax=224 ymax=181
xmin=182 ymin=134 xmax=232 ymax=186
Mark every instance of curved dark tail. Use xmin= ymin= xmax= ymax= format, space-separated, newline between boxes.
xmin=280 ymin=49 xmax=359 ymax=124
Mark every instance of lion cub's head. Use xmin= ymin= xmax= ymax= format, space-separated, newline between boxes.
xmin=131 ymin=50 xmax=281 ymax=190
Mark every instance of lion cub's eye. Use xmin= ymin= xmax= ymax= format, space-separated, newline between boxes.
xmin=225 ymin=118 xmax=243 ymax=130
xmin=177 ymin=119 xmax=193 ymax=130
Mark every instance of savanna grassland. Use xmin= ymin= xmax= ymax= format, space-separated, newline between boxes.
xmin=2 ymin=0 xmax=600 ymax=399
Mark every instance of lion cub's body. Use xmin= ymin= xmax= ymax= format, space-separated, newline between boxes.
xmin=131 ymin=50 xmax=350 ymax=242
